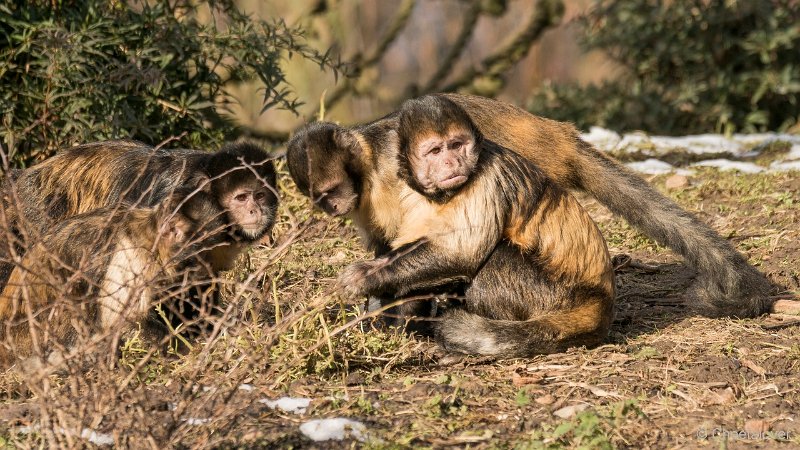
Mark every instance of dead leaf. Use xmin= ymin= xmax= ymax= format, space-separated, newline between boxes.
xmin=534 ymin=394 xmax=555 ymax=405
xmin=744 ymin=419 xmax=769 ymax=435
xmin=740 ymin=358 xmax=767 ymax=376
xmin=702 ymin=387 xmax=736 ymax=406
xmin=568 ymin=382 xmax=622 ymax=398
xmin=512 ymin=371 xmax=544 ymax=387
xmin=553 ymin=404 xmax=589 ymax=419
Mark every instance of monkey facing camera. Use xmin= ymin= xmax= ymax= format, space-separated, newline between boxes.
xmin=0 ymin=139 xmax=281 ymax=367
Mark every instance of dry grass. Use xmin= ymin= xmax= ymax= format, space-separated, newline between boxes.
xmin=1 ymin=160 xmax=799 ymax=449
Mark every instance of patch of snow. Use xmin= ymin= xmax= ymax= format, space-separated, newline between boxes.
xmin=299 ymin=418 xmax=367 ymax=442
xmin=615 ymin=132 xmax=650 ymax=152
xmin=238 ymin=384 xmax=255 ymax=392
xmin=580 ymin=127 xmax=621 ymax=151
xmin=581 ymin=127 xmax=800 ymax=157
xmin=733 ymin=133 xmax=800 ymax=146
xmin=770 ymin=160 xmax=800 ymax=171
xmin=183 ymin=418 xmax=211 ymax=426
xmin=259 ymin=397 xmax=311 ymax=414
xmin=786 ymin=144 xmax=800 ymax=161
xmin=80 ymin=429 xmax=115 ymax=446
xmin=16 ymin=425 xmax=114 ymax=446
xmin=650 ymin=134 xmax=743 ymax=154
xmin=691 ymin=159 xmax=764 ymax=173
xmin=625 ymin=158 xmax=674 ymax=174
xmin=625 ymin=158 xmax=693 ymax=175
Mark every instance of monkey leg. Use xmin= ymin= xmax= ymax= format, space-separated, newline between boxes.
xmin=435 ymin=242 xmax=614 ymax=359
xmin=369 ymin=284 xmax=466 ymax=337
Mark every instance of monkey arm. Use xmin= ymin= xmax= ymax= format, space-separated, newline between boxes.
xmin=371 ymin=239 xmax=393 ymax=258
xmin=338 ymin=238 xmax=488 ymax=299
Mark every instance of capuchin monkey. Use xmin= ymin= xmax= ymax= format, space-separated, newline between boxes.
xmin=332 ymin=95 xmax=615 ymax=358
xmin=286 ymin=93 xmax=775 ymax=319
xmin=1 ymin=139 xmax=278 ymax=283
xmin=0 ymin=189 xmax=228 ymax=369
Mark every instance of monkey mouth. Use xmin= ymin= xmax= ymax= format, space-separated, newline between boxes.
xmin=438 ymin=174 xmax=468 ymax=189
xmin=236 ymin=223 xmax=270 ymax=240
xmin=321 ymin=194 xmax=358 ymax=217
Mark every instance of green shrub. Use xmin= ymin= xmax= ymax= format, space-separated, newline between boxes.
xmin=529 ymin=0 xmax=800 ymax=134
xmin=0 ymin=0 xmax=336 ymax=167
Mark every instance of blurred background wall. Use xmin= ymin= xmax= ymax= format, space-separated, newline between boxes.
xmin=229 ymin=0 xmax=616 ymax=135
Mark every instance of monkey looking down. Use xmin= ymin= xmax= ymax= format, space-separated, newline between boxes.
xmin=0 ymin=189 xmax=227 ymax=369
xmin=335 ymin=95 xmax=615 ymax=358
xmin=286 ymin=93 xmax=775 ymax=319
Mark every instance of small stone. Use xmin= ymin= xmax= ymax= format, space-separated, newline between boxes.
xmin=534 ymin=394 xmax=555 ymax=405
xmin=665 ymin=174 xmax=689 ymax=190
xmin=345 ymin=372 xmax=366 ymax=386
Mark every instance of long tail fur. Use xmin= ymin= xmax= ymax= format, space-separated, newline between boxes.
xmin=435 ymin=307 xmax=609 ymax=359
xmin=573 ymin=140 xmax=775 ymax=317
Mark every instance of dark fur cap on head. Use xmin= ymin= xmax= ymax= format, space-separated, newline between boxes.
xmin=397 ymin=94 xmax=484 ymax=154
xmin=396 ymin=95 xmax=484 ymax=202
xmin=285 ymin=121 xmax=365 ymax=197
xmin=205 ymin=141 xmax=276 ymax=194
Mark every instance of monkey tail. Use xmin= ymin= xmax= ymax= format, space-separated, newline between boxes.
xmin=573 ymin=140 xmax=775 ymax=317
xmin=435 ymin=304 xmax=610 ymax=359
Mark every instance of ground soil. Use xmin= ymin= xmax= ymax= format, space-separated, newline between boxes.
xmin=1 ymin=169 xmax=799 ymax=449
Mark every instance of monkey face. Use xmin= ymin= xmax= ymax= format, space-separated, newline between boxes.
xmin=287 ymin=123 xmax=363 ymax=217
xmin=408 ymin=130 xmax=479 ymax=198
xmin=205 ymin=142 xmax=279 ymax=243
xmin=220 ymin=179 xmax=278 ymax=240
xmin=310 ymin=177 xmax=359 ymax=217
xmin=397 ymin=95 xmax=484 ymax=203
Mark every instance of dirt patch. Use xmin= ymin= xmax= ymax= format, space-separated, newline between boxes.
xmin=1 ymin=168 xmax=799 ymax=448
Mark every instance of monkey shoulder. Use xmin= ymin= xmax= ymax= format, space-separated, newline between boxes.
xmin=356 ymin=114 xmax=399 ymax=142
xmin=205 ymin=241 xmax=244 ymax=272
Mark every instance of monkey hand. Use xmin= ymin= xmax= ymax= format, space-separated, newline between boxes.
xmin=337 ymin=258 xmax=388 ymax=299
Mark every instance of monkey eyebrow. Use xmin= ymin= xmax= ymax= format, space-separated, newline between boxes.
xmin=314 ymin=182 xmax=340 ymax=196
xmin=418 ymin=140 xmax=446 ymax=155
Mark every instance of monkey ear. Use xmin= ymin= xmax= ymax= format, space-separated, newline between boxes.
xmin=333 ymin=128 xmax=363 ymax=157
xmin=189 ymin=173 xmax=212 ymax=193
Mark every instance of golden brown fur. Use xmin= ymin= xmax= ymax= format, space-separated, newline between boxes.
xmin=1 ymin=140 xmax=277 ymax=281
xmin=335 ymin=96 xmax=614 ymax=358
xmin=0 ymin=191 xmax=226 ymax=369
xmin=286 ymin=93 xmax=775 ymax=319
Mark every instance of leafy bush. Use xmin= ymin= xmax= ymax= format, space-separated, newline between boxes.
xmin=529 ymin=0 xmax=800 ymax=134
xmin=0 ymin=0 xmax=336 ymax=167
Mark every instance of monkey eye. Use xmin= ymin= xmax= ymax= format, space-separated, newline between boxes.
xmin=428 ymin=146 xmax=442 ymax=156
xmin=254 ymin=191 xmax=266 ymax=201
xmin=313 ymin=184 xmax=337 ymax=204
xmin=449 ymin=140 xmax=462 ymax=150
xmin=235 ymin=193 xmax=249 ymax=202
xmin=323 ymin=184 xmax=340 ymax=197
